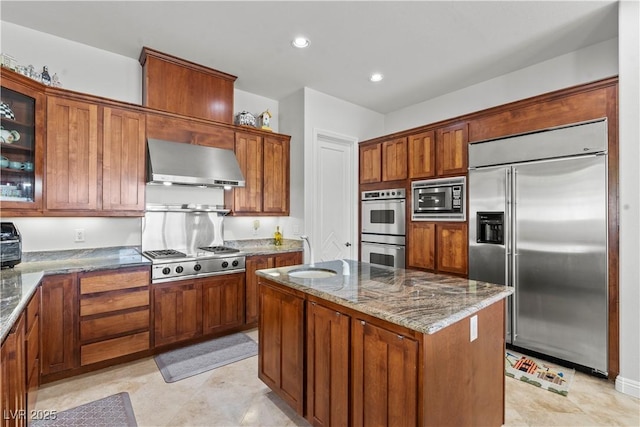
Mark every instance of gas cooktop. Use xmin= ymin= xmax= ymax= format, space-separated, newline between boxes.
xmin=142 ymin=247 xmax=246 ymax=283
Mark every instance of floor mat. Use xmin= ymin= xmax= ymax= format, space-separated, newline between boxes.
xmin=154 ymin=332 xmax=258 ymax=383
xmin=505 ymin=350 xmax=575 ymax=396
xmin=31 ymin=392 xmax=137 ymax=426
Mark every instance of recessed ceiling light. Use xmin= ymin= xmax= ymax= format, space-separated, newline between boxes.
xmin=292 ymin=37 xmax=310 ymax=48
xmin=369 ymin=73 xmax=384 ymax=82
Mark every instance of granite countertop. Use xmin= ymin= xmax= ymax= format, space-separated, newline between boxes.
xmin=225 ymin=238 xmax=303 ymax=256
xmin=1 ymin=246 xmax=150 ymax=343
xmin=256 ymin=259 xmax=513 ymax=335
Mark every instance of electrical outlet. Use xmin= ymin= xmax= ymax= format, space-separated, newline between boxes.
xmin=74 ymin=228 xmax=85 ymax=242
xmin=252 ymin=220 xmax=260 ymax=236
xmin=470 ymin=315 xmax=478 ymax=342
xmin=292 ymin=224 xmax=300 ymax=235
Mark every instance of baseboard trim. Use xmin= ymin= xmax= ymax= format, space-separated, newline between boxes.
xmin=615 ymin=375 xmax=640 ymax=398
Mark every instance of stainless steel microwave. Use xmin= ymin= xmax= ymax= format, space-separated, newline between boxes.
xmin=411 ymin=177 xmax=466 ymax=221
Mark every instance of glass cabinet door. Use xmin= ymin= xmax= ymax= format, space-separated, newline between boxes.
xmin=1 ymin=72 xmax=44 ymax=211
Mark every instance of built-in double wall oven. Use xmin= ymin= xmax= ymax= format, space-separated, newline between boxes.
xmin=360 ymin=188 xmax=406 ymax=268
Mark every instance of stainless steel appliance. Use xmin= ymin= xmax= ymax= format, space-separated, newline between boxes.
xmin=143 ymin=247 xmax=245 ymax=284
xmin=468 ymin=119 xmax=608 ymax=374
xmin=1 ymin=222 xmax=21 ymax=268
xmin=142 ymin=204 xmax=245 ymax=283
xmin=361 ymin=188 xmax=406 ymax=268
xmin=411 ymin=176 xmax=465 ymax=221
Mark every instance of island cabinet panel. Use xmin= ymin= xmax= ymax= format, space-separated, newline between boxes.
xmin=352 ymin=319 xmax=419 ymax=427
xmin=381 ymin=137 xmax=408 ymax=182
xmin=359 ymin=143 xmax=382 ymax=184
xmin=102 ymin=106 xmax=146 ymax=212
xmin=153 ymin=281 xmax=203 ymax=347
xmin=245 ymin=252 xmax=303 ymax=325
xmin=25 ymin=288 xmax=40 ymax=414
xmin=306 ymin=301 xmax=350 ymax=427
xmin=202 ymin=273 xmax=245 ymax=335
xmin=408 ymin=131 xmax=436 ymax=179
xmin=423 ymin=299 xmax=505 ymax=427
xmin=41 ymin=274 xmax=78 ymax=377
xmin=1 ymin=312 xmax=26 ymax=427
xmin=258 ymin=281 xmax=305 ymax=415
xmin=45 ymin=96 xmax=99 ymax=211
xmin=436 ymin=123 xmax=468 ymax=176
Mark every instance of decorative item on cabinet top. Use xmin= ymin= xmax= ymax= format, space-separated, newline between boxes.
xmin=257 ymin=110 xmax=272 ymax=131
xmin=235 ymin=110 xmax=256 ymax=127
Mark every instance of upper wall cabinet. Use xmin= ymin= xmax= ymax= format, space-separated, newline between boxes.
xmin=45 ymin=92 xmax=146 ymax=215
xmin=145 ymin=110 xmax=235 ymax=151
xmin=140 ymin=47 xmax=237 ymax=124
xmin=436 ymin=123 xmax=468 ymax=176
xmin=359 ymin=137 xmax=408 ymax=184
xmin=227 ymin=131 xmax=290 ymax=216
xmin=408 ymin=130 xmax=436 ymax=179
xmin=0 ymin=70 xmax=45 ymax=215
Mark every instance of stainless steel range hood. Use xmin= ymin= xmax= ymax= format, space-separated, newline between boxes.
xmin=147 ymin=138 xmax=245 ymax=188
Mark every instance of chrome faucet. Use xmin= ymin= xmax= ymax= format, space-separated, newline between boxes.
xmin=300 ymin=235 xmax=314 ymax=267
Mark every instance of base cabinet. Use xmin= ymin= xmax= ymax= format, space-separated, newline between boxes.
xmin=1 ymin=313 xmax=26 ymax=427
xmin=202 ymin=273 xmax=245 ymax=335
xmin=153 ymin=281 xmax=203 ymax=347
xmin=258 ymin=281 xmax=305 ymax=415
xmin=408 ymin=222 xmax=468 ymax=275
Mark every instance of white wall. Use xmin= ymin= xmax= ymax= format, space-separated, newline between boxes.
xmin=384 ymin=38 xmax=618 ymax=134
xmin=616 ymin=0 xmax=640 ymax=398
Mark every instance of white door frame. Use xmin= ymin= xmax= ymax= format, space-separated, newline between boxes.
xmin=307 ymin=128 xmax=359 ymax=262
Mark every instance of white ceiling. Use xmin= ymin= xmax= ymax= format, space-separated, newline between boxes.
xmin=1 ymin=1 xmax=618 ymax=114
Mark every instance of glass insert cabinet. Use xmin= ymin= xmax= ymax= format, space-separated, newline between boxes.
xmin=0 ymin=71 xmax=44 ymax=212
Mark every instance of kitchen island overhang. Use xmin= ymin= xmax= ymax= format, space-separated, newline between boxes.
xmin=256 ymin=260 xmax=512 ymax=427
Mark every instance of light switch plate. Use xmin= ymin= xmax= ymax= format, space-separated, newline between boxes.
xmin=470 ymin=315 xmax=478 ymax=342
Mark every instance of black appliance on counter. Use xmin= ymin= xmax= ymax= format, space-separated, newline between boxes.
xmin=1 ymin=222 xmax=22 ymax=268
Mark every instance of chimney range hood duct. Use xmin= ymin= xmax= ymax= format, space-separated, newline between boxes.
xmin=146 ymin=138 xmax=245 ymax=188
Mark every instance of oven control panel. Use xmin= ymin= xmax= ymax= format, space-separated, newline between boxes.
xmin=362 ymin=188 xmax=406 ymax=201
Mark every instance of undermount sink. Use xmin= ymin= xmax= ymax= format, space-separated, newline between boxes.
xmin=288 ymin=267 xmax=337 ymax=279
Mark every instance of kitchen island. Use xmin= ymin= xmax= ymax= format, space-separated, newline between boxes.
xmin=256 ymin=259 xmax=512 ymax=427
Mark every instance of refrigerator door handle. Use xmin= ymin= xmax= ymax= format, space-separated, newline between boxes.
xmin=512 ymin=168 xmax=518 ymax=341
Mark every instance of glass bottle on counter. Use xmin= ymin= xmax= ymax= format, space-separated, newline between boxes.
xmin=274 ymin=226 xmax=283 ymax=246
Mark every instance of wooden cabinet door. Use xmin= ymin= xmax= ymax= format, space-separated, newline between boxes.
xmin=408 ymin=131 xmax=436 ymax=179
xmin=45 ymin=96 xmax=99 ymax=210
xmin=352 ymin=319 xmax=418 ymax=427
xmin=1 ymin=312 xmax=26 ymax=427
xmin=275 ymin=251 xmax=303 ymax=267
xmin=437 ymin=123 xmax=468 ymax=176
xmin=382 ymin=137 xmax=408 ymax=182
xmin=258 ymin=281 xmax=304 ymax=415
xmin=245 ymin=255 xmax=274 ymax=325
xmin=437 ymin=223 xmax=468 ymax=275
xmin=153 ymin=281 xmax=202 ymax=347
xmin=41 ymin=274 xmax=78 ymax=376
xmin=102 ymin=106 xmax=146 ymax=212
xmin=359 ymin=143 xmax=381 ymax=184
xmin=263 ymin=136 xmax=290 ymax=215
xmin=408 ymin=222 xmax=436 ymax=270
xmin=202 ymin=273 xmax=245 ymax=335
xmin=306 ymin=301 xmax=350 ymax=427
xmin=233 ymin=132 xmax=263 ymax=213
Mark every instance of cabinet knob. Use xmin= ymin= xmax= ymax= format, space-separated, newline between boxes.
xmin=335 ymin=311 xmax=340 ymax=317
xmin=397 ymin=335 xmax=404 ymax=340
xmin=360 ymin=320 xmax=366 ymax=326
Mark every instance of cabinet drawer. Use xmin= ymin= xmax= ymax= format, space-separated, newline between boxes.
xmin=80 ymin=331 xmax=150 ymax=366
xmin=80 ymin=289 xmax=149 ymax=316
xmin=26 ymin=288 xmax=40 ymax=330
xmin=80 ymin=309 xmax=150 ymax=342
xmin=80 ymin=270 xmax=149 ymax=294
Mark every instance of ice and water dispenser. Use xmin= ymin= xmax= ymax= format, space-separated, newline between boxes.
xmin=476 ymin=212 xmax=504 ymax=244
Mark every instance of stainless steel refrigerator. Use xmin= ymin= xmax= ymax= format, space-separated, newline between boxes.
xmin=468 ymin=119 xmax=608 ymax=374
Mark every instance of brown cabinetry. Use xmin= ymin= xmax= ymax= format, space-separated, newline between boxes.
xmin=0 ymin=70 xmax=45 ymax=215
xmin=102 ymin=107 xmax=146 ymax=212
xmin=245 ymin=252 xmax=303 ymax=325
xmin=45 ymin=95 xmax=99 ymax=211
xmin=408 ymin=130 xmax=436 ymax=179
xmin=436 ymin=123 xmax=468 ymax=176
xmin=78 ymin=268 xmax=150 ymax=366
xmin=408 ymin=222 xmax=467 ymax=275
xmin=25 ymin=288 xmax=40 ymax=415
xmin=352 ymin=318 xmax=419 ymax=427
xmin=1 ymin=312 xmax=26 ymax=427
xmin=381 ymin=137 xmax=408 ymax=182
xmin=359 ymin=143 xmax=381 ymax=184
xmin=41 ymin=274 xmax=78 ymax=377
xmin=306 ymin=300 xmax=350 ymax=427
xmin=202 ymin=273 xmax=245 ymax=335
xmin=258 ymin=280 xmax=305 ymax=415
xmin=153 ymin=280 xmax=203 ymax=347
xmin=229 ymin=132 xmax=290 ymax=216
xmin=145 ymin=111 xmax=235 ymax=150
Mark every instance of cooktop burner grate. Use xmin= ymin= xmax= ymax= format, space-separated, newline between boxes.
xmin=199 ymin=246 xmax=240 ymax=254
xmin=143 ymin=249 xmax=187 ymax=259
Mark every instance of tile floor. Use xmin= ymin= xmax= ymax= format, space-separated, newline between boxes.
xmin=35 ymin=329 xmax=639 ymax=426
